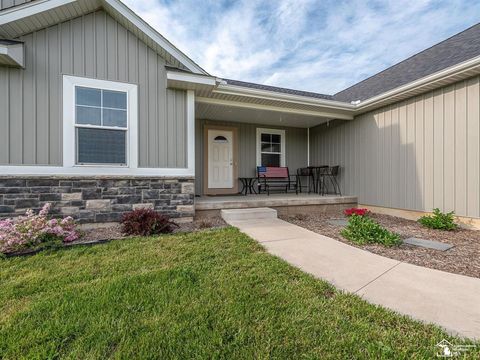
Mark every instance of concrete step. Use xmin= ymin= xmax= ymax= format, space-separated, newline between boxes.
xmin=221 ymin=207 xmax=277 ymax=222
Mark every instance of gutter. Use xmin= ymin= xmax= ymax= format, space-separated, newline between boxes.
xmin=214 ymin=83 xmax=356 ymax=111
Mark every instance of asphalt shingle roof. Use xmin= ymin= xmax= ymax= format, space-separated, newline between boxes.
xmin=224 ymin=79 xmax=333 ymax=100
xmin=333 ymin=23 xmax=480 ymax=103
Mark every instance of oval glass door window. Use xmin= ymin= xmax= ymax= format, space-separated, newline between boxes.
xmin=213 ymin=135 xmax=228 ymax=143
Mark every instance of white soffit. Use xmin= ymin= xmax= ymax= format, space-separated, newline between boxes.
xmin=196 ymin=102 xmax=332 ymax=128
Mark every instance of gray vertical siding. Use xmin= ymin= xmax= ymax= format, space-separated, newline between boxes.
xmin=0 ymin=0 xmax=31 ymax=10
xmin=195 ymin=119 xmax=308 ymax=195
xmin=0 ymin=10 xmax=187 ymax=168
xmin=310 ymin=76 xmax=480 ymax=219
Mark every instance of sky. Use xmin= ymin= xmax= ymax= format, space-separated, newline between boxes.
xmin=123 ymin=0 xmax=480 ymax=95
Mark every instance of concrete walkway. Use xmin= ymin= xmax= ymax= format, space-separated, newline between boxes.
xmin=224 ymin=212 xmax=480 ymax=339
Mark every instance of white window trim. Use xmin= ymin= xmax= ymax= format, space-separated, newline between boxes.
xmin=256 ymin=128 xmax=286 ymax=167
xmin=63 ymin=75 xmax=137 ymax=169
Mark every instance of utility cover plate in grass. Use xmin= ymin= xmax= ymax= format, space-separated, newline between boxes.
xmin=327 ymin=219 xmax=348 ymax=227
xmin=403 ymin=237 xmax=454 ymax=251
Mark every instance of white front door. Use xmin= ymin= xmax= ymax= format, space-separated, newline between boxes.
xmin=208 ymin=129 xmax=233 ymax=189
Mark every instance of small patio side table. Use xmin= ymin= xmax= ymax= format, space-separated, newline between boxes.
xmin=239 ymin=177 xmax=257 ymax=195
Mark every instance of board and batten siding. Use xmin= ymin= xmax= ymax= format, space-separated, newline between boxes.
xmin=0 ymin=10 xmax=187 ymax=168
xmin=195 ymin=119 xmax=308 ymax=195
xmin=310 ymin=76 xmax=480 ymax=219
xmin=0 ymin=0 xmax=31 ymax=10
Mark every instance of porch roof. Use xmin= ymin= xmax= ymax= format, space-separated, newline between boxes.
xmin=166 ymin=68 xmax=355 ymax=127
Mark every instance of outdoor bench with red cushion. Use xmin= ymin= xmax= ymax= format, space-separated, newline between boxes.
xmin=256 ymin=166 xmax=298 ymax=195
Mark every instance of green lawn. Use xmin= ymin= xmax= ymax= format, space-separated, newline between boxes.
xmin=0 ymin=227 xmax=478 ymax=359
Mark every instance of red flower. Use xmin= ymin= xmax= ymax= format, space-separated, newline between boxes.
xmin=344 ymin=208 xmax=369 ymax=217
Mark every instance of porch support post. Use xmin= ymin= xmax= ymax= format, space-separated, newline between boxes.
xmin=307 ymin=127 xmax=310 ymax=166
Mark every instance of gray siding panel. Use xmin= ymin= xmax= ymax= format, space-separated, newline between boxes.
xmin=195 ymin=120 xmax=308 ymax=195
xmin=0 ymin=10 xmax=187 ymax=168
xmin=310 ymin=76 xmax=480 ymax=219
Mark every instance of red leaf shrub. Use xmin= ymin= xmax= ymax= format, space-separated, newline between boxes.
xmin=121 ymin=209 xmax=178 ymax=236
xmin=344 ymin=208 xmax=369 ymax=217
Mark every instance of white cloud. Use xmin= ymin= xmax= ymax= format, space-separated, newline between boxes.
xmin=123 ymin=0 xmax=480 ymax=94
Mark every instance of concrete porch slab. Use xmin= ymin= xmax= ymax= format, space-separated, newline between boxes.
xmin=195 ymin=194 xmax=358 ymax=219
xmin=196 ymin=194 xmax=358 ymax=210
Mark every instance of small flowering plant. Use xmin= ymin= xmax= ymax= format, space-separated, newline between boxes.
xmin=0 ymin=203 xmax=81 ymax=254
xmin=344 ymin=208 xmax=369 ymax=217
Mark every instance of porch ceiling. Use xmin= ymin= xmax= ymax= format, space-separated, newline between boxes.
xmin=195 ymin=102 xmax=332 ymax=128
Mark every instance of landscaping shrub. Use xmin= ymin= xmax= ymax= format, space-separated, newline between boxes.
xmin=0 ymin=203 xmax=80 ymax=254
xmin=418 ymin=208 xmax=458 ymax=231
xmin=341 ymin=214 xmax=401 ymax=247
xmin=344 ymin=207 xmax=369 ymax=217
xmin=121 ymin=209 xmax=178 ymax=236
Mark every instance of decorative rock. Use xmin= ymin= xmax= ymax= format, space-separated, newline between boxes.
xmin=112 ymin=204 xmax=133 ymax=212
xmin=86 ymin=199 xmax=111 ymax=210
xmin=95 ymin=212 xmax=122 ymax=222
xmin=15 ymin=198 xmax=39 ymax=208
xmin=181 ymin=182 xmax=195 ymax=194
xmin=177 ymin=205 xmax=194 ymax=213
xmin=403 ymin=237 xmax=454 ymax=251
xmin=61 ymin=207 xmax=80 ymax=215
xmin=142 ymin=189 xmax=160 ymax=199
xmin=39 ymin=193 xmax=62 ymax=201
xmin=133 ymin=203 xmax=154 ymax=210
xmin=327 ymin=219 xmax=349 ymax=227
xmin=82 ymin=188 xmax=102 ymax=200
xmin=0 ymin=205 xmax=14 ymax=213
xmin=62 ymin=192 xmax=82 ymax=201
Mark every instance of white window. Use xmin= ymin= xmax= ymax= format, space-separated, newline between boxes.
xmin=63 ymin=76 xmax=138 ymax=168
xmin=256 ymin=128 xmax=285 ymax=167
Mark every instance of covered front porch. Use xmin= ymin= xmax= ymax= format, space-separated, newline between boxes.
xmin=165 ymin=69 xmax=357 ymax=209
xmin=193 ymin=81 xmax=354 ymax=197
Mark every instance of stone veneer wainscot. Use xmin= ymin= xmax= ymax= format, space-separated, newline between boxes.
xmin=0 ymin=177 xmax=195 ymax=223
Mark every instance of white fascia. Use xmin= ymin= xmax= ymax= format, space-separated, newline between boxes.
xmin=166 ymin=71 xmax=217 ymax=86
xmin=214 ymin=83 xmax=356 ymax=111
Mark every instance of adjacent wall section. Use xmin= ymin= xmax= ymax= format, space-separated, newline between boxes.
xmin=195 ymin=120 xmax=308 ymax=195
xmin=0 ymin=10 xmax=187 ymax=168
xmin=310 ymin=76 xmax=480 ymax=219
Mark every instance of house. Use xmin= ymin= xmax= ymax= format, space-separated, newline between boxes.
xmin=0 ymin=0 xmax=479 ymax=226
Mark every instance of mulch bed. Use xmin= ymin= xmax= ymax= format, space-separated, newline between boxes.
xmin=79 ymin=217 xmax=228 ymax=243
xmin=281 ymin=212 xmax=480 ymax=279
xmin=3 ymin=218 xmax=228 ymax=257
